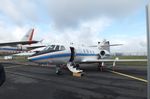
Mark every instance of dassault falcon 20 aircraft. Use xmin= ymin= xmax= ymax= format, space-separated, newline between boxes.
xmin=28 ymin=40 xmax=147 ymax=74
xmin=0 ymin=28 xmax=43 ymax=56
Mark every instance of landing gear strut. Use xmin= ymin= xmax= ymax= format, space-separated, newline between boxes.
xmin=56 ymin=65 xmax=62 ymax=75
xmin=112 ymin=61 xmax=116 ymax=71
xmin=98 ymin=62 xmax=104 ymax=71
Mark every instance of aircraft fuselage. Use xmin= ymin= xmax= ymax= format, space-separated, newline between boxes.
xmin=28 ymin=45 xmax=109 ymax=65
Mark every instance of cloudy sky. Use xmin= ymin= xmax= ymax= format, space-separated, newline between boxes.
xmin=0 ymin=0 xmax=149 ymax=54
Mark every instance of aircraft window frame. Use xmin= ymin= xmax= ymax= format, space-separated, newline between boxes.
xmin=44 ymin=45 xmax=55 ymax=51
xmin=59 ymin=45 xmax=61 ymax=50
xmin=53 ymin=45 xmax=57 ymax=50
xmin=60 ymin=46 xmax=66 ymax=51
xmin=43 ymin=45 xmax=66 ymax=52
xmin=32 ymin=45 xmax=67 ymax=56
xmin=55 ymin=45 xmax=60 ymax=51
xmin=43 ymin=46 xmax=49 ymax=51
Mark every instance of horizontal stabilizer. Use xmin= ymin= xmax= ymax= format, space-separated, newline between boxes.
xmin=89 ymin=44 xmax=123 ymax=47
xmin=0 ymin=40 xmax=39 ymax=46
xmin=101 ymin=44 xmax=123 ymax=47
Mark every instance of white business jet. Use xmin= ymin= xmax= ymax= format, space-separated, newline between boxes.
xmin=28 ymin=40 xmax=147 ymax=75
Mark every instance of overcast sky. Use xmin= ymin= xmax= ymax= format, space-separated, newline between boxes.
xmin=0 ymin=0 xmax=149 ymax=53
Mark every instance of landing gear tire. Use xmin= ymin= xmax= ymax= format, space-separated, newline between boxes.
xmin=56 ymin=70 xmax=62 ymax=75
xmin=98 ymin=63 xmax=103 ymax=72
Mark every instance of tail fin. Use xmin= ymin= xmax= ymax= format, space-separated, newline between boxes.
xmin=98 ymin=40 xmax=110 ymax=52
xmin=98 ymin=40 xmax=123 ymax=52
xmin=21 ymin=28 xmax=34 ymax=41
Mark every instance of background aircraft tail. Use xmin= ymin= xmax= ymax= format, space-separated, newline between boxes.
xmin=21 ymin=28 xmax=34 ymax=42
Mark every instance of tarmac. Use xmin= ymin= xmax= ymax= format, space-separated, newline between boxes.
xmin=0 ymin=62 xmax=147 ymax=99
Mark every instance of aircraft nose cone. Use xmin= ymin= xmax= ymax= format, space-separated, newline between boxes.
xmin=27 ymin=57 xmax=33 ymax=62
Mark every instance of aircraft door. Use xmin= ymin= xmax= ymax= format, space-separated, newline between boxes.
xmin=70 ymin=47 xmax=75 ymax=62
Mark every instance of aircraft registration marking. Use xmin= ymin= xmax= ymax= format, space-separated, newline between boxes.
xmin=109 ymin=70 xmax=148 ymax=83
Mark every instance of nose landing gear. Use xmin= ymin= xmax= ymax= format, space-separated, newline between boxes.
xmin=56 ymin=65 xmax=62 ymax=75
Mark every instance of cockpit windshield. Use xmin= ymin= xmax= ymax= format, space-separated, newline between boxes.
xmin=43 ymin=45 xmax=55 ymax=51
xmin=43 ymin=45 xmax=66 ymax=52
xmin=32 ymin=45 xmax=66 ymax=56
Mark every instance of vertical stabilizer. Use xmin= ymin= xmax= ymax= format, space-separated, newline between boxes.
xmin=98 ymin=40 xmax=110 ymax=52
xmin=21 ymin=28 xmax=34 ymax=41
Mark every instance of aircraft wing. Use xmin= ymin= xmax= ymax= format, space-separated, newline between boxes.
xmin=0 ymin=40 xmax=39 ymax=46
xmin=81 ymin=59 xmax=147 ymax=63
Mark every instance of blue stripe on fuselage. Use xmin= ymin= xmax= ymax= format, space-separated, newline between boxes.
xmin=29 ymin=53 xmax=71 ymax=61
xmin=76 ymin=53 xmax=96 ymax=56
xmin=0 ymin=48 xmax=18 ymax=51
xmin=29 ymin=53 xmax=97 ymax=61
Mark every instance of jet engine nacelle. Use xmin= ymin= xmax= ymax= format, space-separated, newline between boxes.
xmin=99 ymin=50 xmax=110 ymax=58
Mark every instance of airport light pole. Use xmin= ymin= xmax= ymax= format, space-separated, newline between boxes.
xmin=146 ymin=4 xmax=150 ymax=99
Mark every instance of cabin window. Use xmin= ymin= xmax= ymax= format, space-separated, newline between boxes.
xmin=83 ymin=49 xmax=86 ymax=53
xmin=93 ymin=51 xmax=95 ymax=54
xmin=92 ymin=51 xmax=94 ymax=54
xmin=90 ymin=50 xmax=92 ymax=54
xmin=89 ymin=50 xmax=91 ymax=54
xmin=86 ymin=49 xmax=89 ymax=53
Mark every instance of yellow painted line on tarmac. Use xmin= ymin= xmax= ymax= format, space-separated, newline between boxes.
xmin=109 ymin=70 xmax=148 ymax=83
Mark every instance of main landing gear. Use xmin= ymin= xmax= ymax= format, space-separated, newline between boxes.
xmin=98 ymin=61 xmax=116 ymax=71
xmin=55 ymin=65 xmax=62 ymax=75
xmin=98 ymin=62 xmax=104 ymax=71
